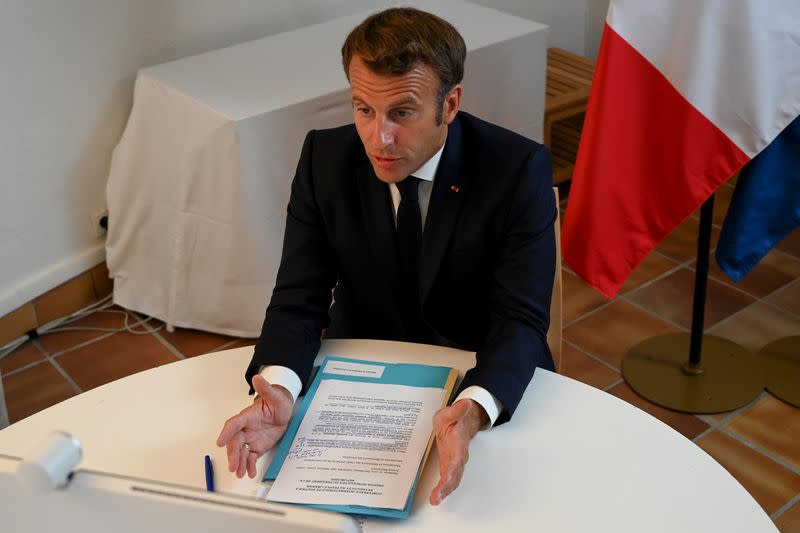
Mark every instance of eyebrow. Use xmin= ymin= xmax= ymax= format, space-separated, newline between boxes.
xmin=389 ymin=97 xmax=420 ymax=108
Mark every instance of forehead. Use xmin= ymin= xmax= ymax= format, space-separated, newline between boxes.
xmin=348 ymin=56 xmax=438 ymax=103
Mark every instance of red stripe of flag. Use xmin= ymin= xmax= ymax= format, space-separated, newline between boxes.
xmin=562 ymin=23 xmax=749 ymax=298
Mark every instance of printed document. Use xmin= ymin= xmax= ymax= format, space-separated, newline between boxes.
xmin=268 ymin=379 xmax=444 ymax=509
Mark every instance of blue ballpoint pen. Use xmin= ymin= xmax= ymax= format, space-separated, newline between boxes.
xmin=204 ymin=454 xmax=215 ymax=492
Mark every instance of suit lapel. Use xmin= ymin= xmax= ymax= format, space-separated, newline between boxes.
xmin=420 ymin=115 xmax=468 ymax=304
xmin=356 ymin=159 xmax=402 ymax=301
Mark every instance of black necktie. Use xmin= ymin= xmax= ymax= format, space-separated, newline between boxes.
xmin=397 ymin=176 xmax=422 ymax=274
xmin=396 ymin=177 xmax=423 ymax=338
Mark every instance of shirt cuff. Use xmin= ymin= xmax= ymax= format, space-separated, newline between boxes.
xmin=453 ymin=386 xmax=504 ymax=430
xmin=258 ymin=365 xmax=302 ymax=405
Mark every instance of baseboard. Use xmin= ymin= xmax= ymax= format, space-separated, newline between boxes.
xmin=0 ymin=243 xmax=106 ymax=319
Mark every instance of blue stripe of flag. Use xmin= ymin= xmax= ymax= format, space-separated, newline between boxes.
xmin=716 ymin=114 xmax=800 ymax=282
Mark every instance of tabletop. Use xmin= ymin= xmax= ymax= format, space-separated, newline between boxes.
xmin=0 ymin=339 xmax=776 ymax=532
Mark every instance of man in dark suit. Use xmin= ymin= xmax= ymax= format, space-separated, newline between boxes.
xmin=218 ymin=7 xmax=556 ymax=505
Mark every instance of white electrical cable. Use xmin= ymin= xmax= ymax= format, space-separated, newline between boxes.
xmin=0 ymin=336 xmax=29 ymax=361
xmin=0 ymin=296 xmax=114 ymax=360
xmin=0 ymin=295 xmax=164 ymax=362
xmin=32 ymin=294 xmax=115 ymax=336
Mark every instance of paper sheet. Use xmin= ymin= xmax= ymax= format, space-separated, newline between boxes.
xmin=267 ymin=379 xmax=444 ymax=509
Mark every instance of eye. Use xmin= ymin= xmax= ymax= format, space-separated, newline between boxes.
xmin=355 ymin=106 xmax=372 ymax=116
xmin=393 ymin=109 xmax=412 ymax=119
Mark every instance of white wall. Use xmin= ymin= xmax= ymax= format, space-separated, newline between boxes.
xmin=0 ymin=0 xmax=378 ymax=316
xmin=585 ymin=0 xmax=611 ymax=59
xmin=0 ymin=0 xmax=606 ymax=317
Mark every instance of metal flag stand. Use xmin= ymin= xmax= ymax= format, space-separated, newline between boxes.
xmin=758 ymin=336 xmax=800 ymax=408
xmin=621 ymin=193 xmax=765 ymax=413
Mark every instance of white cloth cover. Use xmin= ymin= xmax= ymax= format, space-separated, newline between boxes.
xmin=106 ymin=0 xmax=548 ymax=336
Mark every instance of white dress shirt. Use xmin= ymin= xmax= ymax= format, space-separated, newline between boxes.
xmin=261 ymin=142 xmax=504 ymax=429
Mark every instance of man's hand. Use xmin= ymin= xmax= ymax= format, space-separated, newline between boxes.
xmin=429 ymin=398 xmax=489 ymax=505
xmin=216 ymin=374 xmax=293 ymax=479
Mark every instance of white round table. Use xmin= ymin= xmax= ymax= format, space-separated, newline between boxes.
xmin=0 ymin=339 xmax=776 ymax=532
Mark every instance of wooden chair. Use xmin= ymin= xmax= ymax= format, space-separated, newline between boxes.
xmin=0 ymin=372 xmax=9 ymax=429
xmin=545 ymin=48 xmax=596 ymax=185
xmin=547 ymin=187 xmax=563 ymax=373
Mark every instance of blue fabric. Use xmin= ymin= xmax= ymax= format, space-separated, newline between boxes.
xmin=716 ymin=114 xmax=800 ymax=282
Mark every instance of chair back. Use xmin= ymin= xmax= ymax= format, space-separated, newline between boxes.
xmin=0 ymin=371 xmax=9 ymax=429
xmin=546 ymin=187 xmax=563 ymax=372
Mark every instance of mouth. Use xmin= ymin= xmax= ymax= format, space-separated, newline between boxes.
xmin=373 ymin=155 xmax=401 ymax=169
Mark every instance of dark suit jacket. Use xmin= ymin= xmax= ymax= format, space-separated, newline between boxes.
xmin=246 ymin=111 xmax=556 ymax=424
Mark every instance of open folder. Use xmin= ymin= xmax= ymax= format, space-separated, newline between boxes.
xmin=264 ymin=356 xmax=458 ymax=519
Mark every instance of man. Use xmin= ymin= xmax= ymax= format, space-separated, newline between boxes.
xmin=217 ymin=7 xmax=556 ymax=505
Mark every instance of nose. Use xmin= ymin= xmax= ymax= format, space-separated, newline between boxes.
xmin=373 ymin=116 xmax=395 ymax=148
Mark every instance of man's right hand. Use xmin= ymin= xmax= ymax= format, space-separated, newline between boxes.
xmin=216 ymin=374 xmax=293 ymax=479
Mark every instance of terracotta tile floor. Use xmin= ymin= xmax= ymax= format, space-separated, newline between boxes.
xmin=1 ymin=183 xmax=799 ymax=529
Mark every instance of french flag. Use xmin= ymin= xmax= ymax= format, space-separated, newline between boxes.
xmin=562 ymin=0 xmax=800 ymax=298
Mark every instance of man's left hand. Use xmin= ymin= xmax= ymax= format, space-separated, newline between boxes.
xmin=429 ymin=398 xmax=489 ymax=505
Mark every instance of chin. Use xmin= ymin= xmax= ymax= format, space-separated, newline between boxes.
xmin=372 ymin=167 xmax=405 ymax=184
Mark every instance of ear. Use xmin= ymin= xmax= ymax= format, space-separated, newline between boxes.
xmin=442 ymin=84 xmax=462 ymax=125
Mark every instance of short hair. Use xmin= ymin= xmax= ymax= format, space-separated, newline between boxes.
xmin=341 ymin=7 xmax=466 ymax=123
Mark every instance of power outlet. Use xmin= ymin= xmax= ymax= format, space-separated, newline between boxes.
xmin=91 ymin=210 xmax=109 ymax=238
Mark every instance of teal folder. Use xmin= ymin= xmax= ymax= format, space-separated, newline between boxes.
xmin=263 ymin=356 xmax=457 ymax=519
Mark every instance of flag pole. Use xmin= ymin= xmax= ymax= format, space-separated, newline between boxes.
xmin=620 ymin=192 xmax=764 ymax=413
xmin=685 ymin=194 xmax=715 ymax=374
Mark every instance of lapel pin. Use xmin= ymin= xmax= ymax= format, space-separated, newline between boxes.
xmin=450 ymin=185 xmax=460 ymax=193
